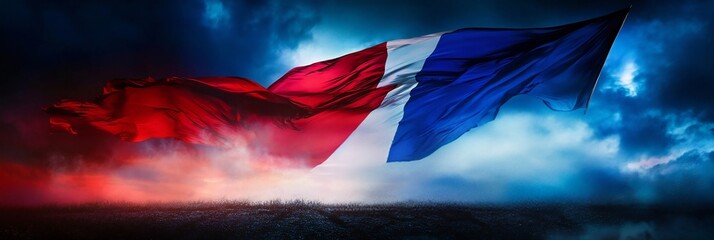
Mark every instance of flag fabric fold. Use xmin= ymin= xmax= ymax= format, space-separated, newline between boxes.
xmin=47 ymin=9 xmax=628 ymax=167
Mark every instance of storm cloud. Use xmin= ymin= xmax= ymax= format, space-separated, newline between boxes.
xmin=1 ymin=0 xmax=713 ymax=205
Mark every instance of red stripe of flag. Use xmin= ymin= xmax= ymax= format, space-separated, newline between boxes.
xmin=46 ymin=43 xmax=392 ymax=167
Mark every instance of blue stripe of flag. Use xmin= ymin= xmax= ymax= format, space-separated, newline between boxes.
xmin=387 ymin=9 xmax=628 ymax=162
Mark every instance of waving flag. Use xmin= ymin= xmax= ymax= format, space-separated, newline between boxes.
xmin=47 ymin=9 xmax=628 ymax=167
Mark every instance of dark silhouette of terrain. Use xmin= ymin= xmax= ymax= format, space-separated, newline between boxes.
xmin=1 ymin=201 xmax=713 ymax=239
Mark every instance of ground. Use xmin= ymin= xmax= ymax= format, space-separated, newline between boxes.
xmin=1 ymin=201 xmax=713 ymax=239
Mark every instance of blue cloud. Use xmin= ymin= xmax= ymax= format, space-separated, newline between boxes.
xmin=202 ymin=0 xmax=231 ymax=29
xmin=1 ymin=0 xmax=713 ymax=205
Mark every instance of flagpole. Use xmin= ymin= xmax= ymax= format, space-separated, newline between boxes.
xmin=584 ymin=6 xmax=631 ymax=115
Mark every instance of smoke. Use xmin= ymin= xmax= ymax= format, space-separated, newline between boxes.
xmin=2 ymin=0 xmax=714 ymax=206
xmin=0 ymin=119 xmax=384 ymax=206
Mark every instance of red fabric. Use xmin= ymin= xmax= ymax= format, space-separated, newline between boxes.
xmin=47 ymin=43 xmax=391 ymax=167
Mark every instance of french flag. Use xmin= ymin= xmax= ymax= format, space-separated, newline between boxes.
xmin=47 ymin=9 xmax=628 ymax=167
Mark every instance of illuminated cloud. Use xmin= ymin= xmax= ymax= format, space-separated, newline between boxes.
xmin=278 ymin=27 xmax=379 ymax=71
xmin=202 ymin=0 xmax=230 ymax=29
xmin=614 ymin=60 xmax=639 ymax=97
xmin=2 ymin=0 xmax=714 ymax=206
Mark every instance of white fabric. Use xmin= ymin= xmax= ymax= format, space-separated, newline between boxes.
xmin=315 ymin=33 xmax=443 ymax=170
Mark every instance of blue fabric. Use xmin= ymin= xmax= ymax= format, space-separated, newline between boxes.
xmin=387 ymin=9 xmax=628 ymax=162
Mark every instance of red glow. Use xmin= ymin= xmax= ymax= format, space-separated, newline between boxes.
xmin=0 ymin=143 xmax=303 ymax=206
xmin=2 ymin=43 xmax=395 ymax=206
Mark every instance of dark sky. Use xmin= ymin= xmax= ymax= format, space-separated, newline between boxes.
xmin=1 ymin=0 xmax=713 ymax=205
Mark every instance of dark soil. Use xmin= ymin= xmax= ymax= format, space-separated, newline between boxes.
xmin=1 ymin=201 xmax=712 ymax=239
